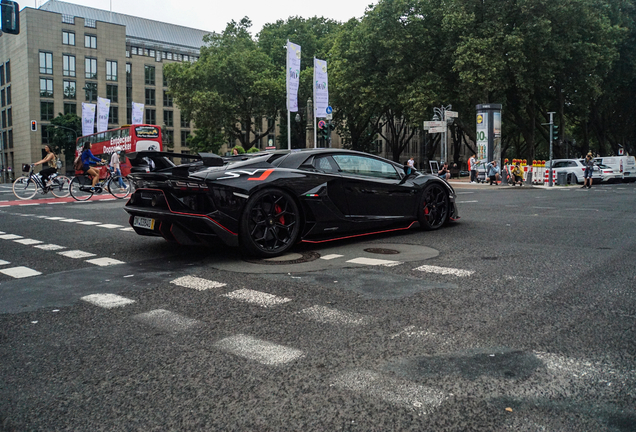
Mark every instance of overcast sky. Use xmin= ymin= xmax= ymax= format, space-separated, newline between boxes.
xmin=35 ymin=0 xmax=377 ymax=34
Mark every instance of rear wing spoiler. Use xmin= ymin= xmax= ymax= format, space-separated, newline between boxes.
xmin=127 ymin=151 xmax=225 ymax=168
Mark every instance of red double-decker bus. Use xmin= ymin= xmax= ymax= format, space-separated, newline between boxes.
xmin=75 ymin=124 xmax=163 ymax=176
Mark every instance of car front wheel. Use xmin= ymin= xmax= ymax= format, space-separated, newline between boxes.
xmin=239 ymin=188 xmax=301 ymax=258
xmin=418 ymin=182 xmax=450 ymax=230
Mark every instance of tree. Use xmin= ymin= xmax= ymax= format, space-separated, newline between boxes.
xmin=185 ymin=128 xmax=225 ymax=155
xmin=165 ymin=18 xmax=283 ymax=151
xmin=47 ymin=113 xmax=81 ymax=173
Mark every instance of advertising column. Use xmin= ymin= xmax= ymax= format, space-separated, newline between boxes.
xmin=475 ymin=104 xmax=502 ymax=166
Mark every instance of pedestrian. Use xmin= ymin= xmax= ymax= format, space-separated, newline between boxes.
xmin=511 ymin=162 xmax=524 ymax=186
xmin=109 ymin=146 xmax=127 ymax=190
xmin=486 ymin=160 xmax=501 ymax=185
xmin=583 ymin=152 xmax=594 ymax=188
xmin=438 ymin=162 xmax=450 ymax=181
xmin=469 ymin=154 xmax=477 ymax=183
xmin=232 ymin=148 xmax=239 ymax=156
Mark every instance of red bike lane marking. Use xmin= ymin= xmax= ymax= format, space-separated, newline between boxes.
xmin=0 ymin=195 xmax=119 ymax=206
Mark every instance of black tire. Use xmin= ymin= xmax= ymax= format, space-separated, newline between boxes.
xmin=50 ymin=176 xmax=71 ymax=198
xmin=69 ymin=176 xmax=94 ymax=201
xmin=418 ymin=182 xmax=450 ymax=230
xmin=107 ymin=175 xmax=131 ymax=198
xmin=239 ymin=188 xmax=301 ymax=258
xmin=12 ymin=176 xmax=37 ymax=200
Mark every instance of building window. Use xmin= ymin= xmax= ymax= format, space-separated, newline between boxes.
xmin=63 ymin=80 xmax=76 ymax=99
xmin=144 ymin=49 xmax=149 ymax=56
xmin=126 ymin=63 xmax=132 ymax=86
xmin=1 ymin=110 xmax=6 ymax=128
xmin=0 ymin=64 xmax=4 ymax=85
xmin=109 ymin=106 xmax=118 ymax=124
xmin=126 ymin=107 xmax=132 ymax=124
xmin=6 ymin=86 xmax=10 ymax=104
xmin=181 ymin=130 xmax=191 ymax=145
xmin=39 ymin=52 xmax=53 ymax=74
xmin=145 ymin=108 xmax=156 ymax=125
xmin=180 ymin=115 xmax=190 ymax=128
xmin=161 ymin=51 xmax=166 ymax=59
xmin=149 ymin=49 xmax=155 ymax=58
xmin=106 ymin=60 xmax=117 ymax=81
xmin=84 ymin=82 xmax=97 ymax=101
xmin=183 ymin=55 xmax=189 ymax=62
xmin=5 ymin=61 xmax=9 ymax=82
xmin=40 ymin=78 xmax=54 ymax=98
xmin=85 ymin=57 xmax=97 ymax=79
xmin=106 ymin=84 xmax=118 ymax=102
xmin=7 ymin=107 xmax=11 ymax=127
xmin=126 ymin=86 xmax=132 ymax=104
xmin=41 ymin=101 xmax=54 ymax=121
xmin=163 ymin=110 xmax=173 ymax=127
xmin=145 ymin=88 xmax=155 ymax=105
xmin=166 ymin=52 xmax=173 ymax=60
xmin=63 ymin=54 xmax=76 ymax=77
xmin=62 ymin=30 xmax=75 ymax=45
xmin=131 ymin=47 xmax=138 ymax=55
xmin=126 ymin=50 xmax=130 ymax=58
xmin=42 ymin=128 xmax=51 ymax=145
xmin=84 ymin=34 xmax=97 ymax=48
xmin=163 ymin=90 xmax=173 ymax=107
xmin=144 ymin=66 xmax=155 ymax=85
xmin=64 ymin=102 xmax=76 ymax=115
xmin=85 ymin=18 xmax=96 ymax=28
xmin=0 ymin=88 xmax=4 ymax=107
xmin=8 ymin=129 xmax=12 ymax=148
xmin=61 ymin=14 xmax=74 ymax=24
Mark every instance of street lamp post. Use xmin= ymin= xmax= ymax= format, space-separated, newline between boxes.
xmin=433 ymin=105 xmax=453 ymax=163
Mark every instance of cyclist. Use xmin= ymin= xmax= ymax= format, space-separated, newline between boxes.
xmin=109 ymin=146 xmax=127 ymax=190
xmin=81 ymin=142 xmax=105 ymax=190
xmin=32 ymin=145 xmax=58 ymax=189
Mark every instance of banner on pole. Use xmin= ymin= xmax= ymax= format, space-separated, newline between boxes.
xmin=286 ymin=41 xmax=301 ymax=112
xmin=97 ymin=97 xmax=110 ymax=132
xmin=131 ymin=102 xmax=144 ymax=124
xmin=81 ymin=103 xmax=96 ymax=136
xmin=314 ymin=58 xmax=328 ymax=118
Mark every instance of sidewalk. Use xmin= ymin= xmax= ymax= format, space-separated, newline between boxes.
xmin=447 ymin=176 xmax=574 ymax=190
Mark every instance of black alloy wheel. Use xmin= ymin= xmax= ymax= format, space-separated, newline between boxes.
xmin=239 ymin=189 xmax=300 ymax=257
xmin=418 ymin=182 xmax=450 ymax=230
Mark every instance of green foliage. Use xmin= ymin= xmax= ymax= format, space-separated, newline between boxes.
xmin=234 ymin=145 xmax=246 ymax=154
xmin=246 ymin=147 xmax=260 ymax=153
xmin=47 ymin=113 xmax=81 ymax=171
xmin=186 ymin=128 xmax=226 ymax=155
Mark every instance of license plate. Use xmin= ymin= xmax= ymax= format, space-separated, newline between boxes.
xmin=133 ymin=216 xmax=155 ymax=230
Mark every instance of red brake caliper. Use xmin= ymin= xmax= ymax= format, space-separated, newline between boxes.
xmin=275 ymin=204 xmax=285 ymax=225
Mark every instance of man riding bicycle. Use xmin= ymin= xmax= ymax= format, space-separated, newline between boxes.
xmin=80 ymin=142 xmax=106 ymax=190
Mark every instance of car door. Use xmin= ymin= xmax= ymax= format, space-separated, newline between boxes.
xmin=297 ymin=154 xmax=350 ymax=218
xmin=331 ymin=154 xmax=417 ymax=219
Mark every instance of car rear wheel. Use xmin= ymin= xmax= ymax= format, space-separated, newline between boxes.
xmin=418 ymin=182 xmax=449 ymax=230
xmin=239 ymin=189 xmax=301 ymax=258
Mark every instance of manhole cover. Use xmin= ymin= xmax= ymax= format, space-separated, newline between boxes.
xmin=243 ymin=251 xmax=320 ymax=265
xmin=364 ymin=248 xmax=400 ymax=255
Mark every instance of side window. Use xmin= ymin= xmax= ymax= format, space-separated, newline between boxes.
xmin=332 ymin=155 xmax=399 ymax=180
xmin=552 ymin=161 xmax=565 ymax=168
xmin=567 ymin=161 xmax=578 ymax=168
xmin=314 ymin=156 xmax=339 ymax=173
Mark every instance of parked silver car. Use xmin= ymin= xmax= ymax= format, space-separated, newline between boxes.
xmin=546 ymin=159 xmax=620 ymax=184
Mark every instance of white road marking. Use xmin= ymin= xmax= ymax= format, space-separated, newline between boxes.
xmin=532 ymin=206 xmax=556 ymax=209
xmin=45 ymin=217 xmax=65 ymax=220
xmin=0 ymin=234 xmax=23 ymax=240
xmin=413 ymin=265 xmax=474 ymax=277
xmin=77 ymin=221 xmax=101 ymax=225
xmin=86 ymin=257 xmax=125 ymax=266
xmin=457 ymin=200 xmax=478 ymax=203
xmin=34 ymin=244 xmax=66 ymax=251
xmin=60 ymin=218 xmax=83 ymax=223
xmin=58 ymin=250 xmax=96 ymax=259
xmin=18 ymin=203 xmax=39 ymax=206
xmin=299 ymin=305 xmax=371 ymax=326
xmin=331 ymin=370 xmax=445 ymax=414
xmin=0 ymin=266 xmax=42 ymax=278
xmin=456 ymin=192 xmax=474 ymax=194
xmin=0 ymin=259 xmax=10 ymax=265
xmin=214 ymin=334 xmax=304 ymax=365
xmin=320 ymin=254 xmax=344 ymax=260
xmin=14 ymin=239 xmax=43 ymax=245
xmin=170 ymin=275 xmax=227 ymax=291
xmin=346 ymin=257 xmax=401 ymax=267
xmin=97 ymin=224 xmax=124 ymax=229
xmin=222 ymin=289 xmax=292 ymax=307
xmin=133 ymin=309 xmax=201 ymax=332
xmin=81 ymin=293 xmax=136 ymax=308
xmin=47 ymin=202 xmax=65 ymax=205
xmin=120 ymin=227 xmax=135 ymax=231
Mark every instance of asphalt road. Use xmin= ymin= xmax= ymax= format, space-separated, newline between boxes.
xmin=0 ymin=181 xmax=635 ymax=431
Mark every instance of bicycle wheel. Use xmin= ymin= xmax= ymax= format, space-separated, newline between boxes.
xmin=51 ymin=175 xmax=71 ymax=198
xmin=69 ymin=176 xmax=94 ymax=201
xmin=13 ymin=176 xmax=38 ymax=200
xmin=107 ymin=175 xmax=132 ymax=199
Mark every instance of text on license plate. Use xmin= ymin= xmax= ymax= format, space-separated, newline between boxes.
xmin=133 ymin=216 xmax=155 ymax=230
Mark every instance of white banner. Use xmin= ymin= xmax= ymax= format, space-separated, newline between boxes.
xmin=131 ymin=102 xmax=144 ymax=124
xmin=97 ymin=97 xmax=110 ymax=132
xmin=286 ymin=41 xmax=301 ymax=112
xmin=81 ymin=103 xmax=96 ymax=136
xmin=314 ymin=58 xmax=328 ymax=118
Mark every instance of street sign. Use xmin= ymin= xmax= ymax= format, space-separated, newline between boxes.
xmin=326 ymin=106 xmax=333 ymax=114
xmin=318 ymin=120 xmax=326 ymax=129
xmin=427 ymin=126 xmax=446 ymax=133
xmin=325 ymin=113 xmax=332 ymax=120
xmin=619 ymin=148 xmax=624 ymax=156
xmin=446 ymin=111 xmax=459 ymax=118
xmin=423 ymin=121 xmax=445 ymax=128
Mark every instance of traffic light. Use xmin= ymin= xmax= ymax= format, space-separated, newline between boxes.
xmin=1 ymin=1 xmax=20 ymax=35
xmin=30 ymin=120 xmax=37 ymax=132
xmin=552 ymin=124 xmax=559 ymax=142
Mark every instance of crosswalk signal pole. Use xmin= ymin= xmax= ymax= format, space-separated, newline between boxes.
xmin=548 ymin=111 xmax=555 ymax=187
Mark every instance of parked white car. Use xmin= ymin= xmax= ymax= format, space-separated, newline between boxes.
xmin=546 ymin=159 xmax=620 ymax=184
xmin=593 ymin=156 xmax=636 ymax=182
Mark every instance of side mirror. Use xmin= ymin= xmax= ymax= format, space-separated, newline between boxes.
xmin=1 ymin=1 xmax=19 ymax=35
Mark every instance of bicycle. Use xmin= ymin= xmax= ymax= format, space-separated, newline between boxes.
xmin=12 ymin=164 xmax=71 ymax=200
xmin=69 ymin=164 xmax=131 ymax=201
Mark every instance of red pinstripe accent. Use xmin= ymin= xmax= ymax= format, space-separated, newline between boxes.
xmin=301 ymin=221 xmax=417 ymax=244
xmin=248 ymin=169 xmax=274 ymax=181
